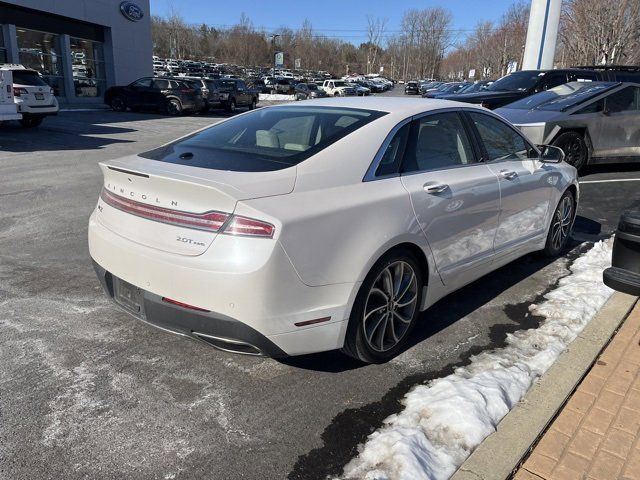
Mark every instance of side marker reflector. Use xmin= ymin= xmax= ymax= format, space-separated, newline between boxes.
xmin=294 ymin=317 xmax=331 ymax=327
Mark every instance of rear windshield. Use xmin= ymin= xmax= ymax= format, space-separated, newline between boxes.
xmin=140 ymin=106 xmax=387 ymax=172
xmin=502 ymin=82 xmax=618 ymax=111
xmin=12 ymin=70 xmax=49 ymax=86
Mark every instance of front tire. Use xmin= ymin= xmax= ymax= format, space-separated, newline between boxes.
xmin=553 ymin=132 xmax=588 ymax=172
xmin=341 ymin=250 xmax=423 ymax=363
xmin=109 ymin=96 xmax=126 ymax=112
xmin=542 ymin=191 xmax=575 ymax=257
xmin=249 ymin=98 xmax=257 ymax=110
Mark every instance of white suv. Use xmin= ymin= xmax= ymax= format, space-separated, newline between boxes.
xmin=3 ymin=64 xmax=59 ymax=127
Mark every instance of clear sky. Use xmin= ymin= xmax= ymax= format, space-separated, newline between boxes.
xmin=148 ymin=0 xmax=522 ymax=45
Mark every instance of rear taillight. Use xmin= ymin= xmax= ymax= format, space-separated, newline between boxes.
xmin=100 ymin=188 xmax=228 ymax=231
xmin=13 ymin=87 xmax=28 ymax=96
xmin=224 ymin=215 xmax=275 ymax=238
xmin=100 ymin=189 xmax=275 ymax=238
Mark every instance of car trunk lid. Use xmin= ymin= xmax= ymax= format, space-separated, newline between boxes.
xmin=96 ymin=155 xmax=295 ymax=256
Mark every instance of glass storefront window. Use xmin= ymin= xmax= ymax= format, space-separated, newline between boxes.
xmin=16 ymin=28 xmax=65 ymax=96
xmin=70 ymin=37 xmax=106 ymax=97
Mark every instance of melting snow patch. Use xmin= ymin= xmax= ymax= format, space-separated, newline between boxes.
xmin=258 ymin=93 xmax=295 ymax=101
xmin=341 ymin=240 xmax=613 ymax=480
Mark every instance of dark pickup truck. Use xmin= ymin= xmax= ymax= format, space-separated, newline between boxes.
xmin=442 ymin=67 xmax=640 ymax=109
xmin=213 ymin=78 xmax=260 ymax=113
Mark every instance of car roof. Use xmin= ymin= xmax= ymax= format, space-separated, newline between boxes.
xmin=274 ymin=96 xmax=486 ymax=115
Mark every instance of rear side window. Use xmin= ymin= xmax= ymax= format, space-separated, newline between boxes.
xmin=12 ymin=70 xmax=48 ymax=86
xmin=376 ymin=122 xmax=411 ymax=176
xmin=152 ymin=79 xmax=169 ymax=89
xmin=140 ymin=106 xmax=387 ymax=171
xmin=605 ymin=86 xmax=640 ymax=112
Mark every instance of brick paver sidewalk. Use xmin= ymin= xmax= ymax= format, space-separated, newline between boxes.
xmin=515 ymin=302 xmax=640 ymax=480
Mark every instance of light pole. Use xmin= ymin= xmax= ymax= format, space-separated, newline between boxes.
xmin=522 ymin=0 xmax=562 ymax=70
xmin=271 ymin=34 xmax=280 ymax=77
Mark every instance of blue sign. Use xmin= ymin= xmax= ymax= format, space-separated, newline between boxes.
xmin=120 ymin=2 xmax=144 ymax=22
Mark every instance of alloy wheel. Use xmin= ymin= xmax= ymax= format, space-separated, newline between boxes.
xmin=551 ymin=195 xmax=574 ymax=251
xmin=362 ymin=261 xmax=418 ymax=352
xmin=564 ymin=140 xmax=582 ymax=165
xmin=167 ymin=99 xmax=181 ymax=115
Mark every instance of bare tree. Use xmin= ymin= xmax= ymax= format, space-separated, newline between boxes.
xmin=559 ymin=0 xmax=640 ymax=66
xmin=366 ymin=16 xmax=388 ymax=74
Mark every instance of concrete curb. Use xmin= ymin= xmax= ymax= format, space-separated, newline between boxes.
xmin=451 ymin=292 xmax=638 ymax=480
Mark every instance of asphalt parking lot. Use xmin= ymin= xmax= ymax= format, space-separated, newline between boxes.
xmin=1 ymin=95 xmax=639 ymax=480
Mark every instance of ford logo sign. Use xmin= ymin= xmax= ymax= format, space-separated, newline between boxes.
xmin=120 ymin=1 xmax=144 ymax=22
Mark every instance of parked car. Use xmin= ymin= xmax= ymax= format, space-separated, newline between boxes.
xmin=322 ymin=79 xmax=357 ymax=96
xmin=420 ymin=81 xmax=443 ymax=95
xmin=350 ymin=82 xmax=371 ymax=96
xmin=496 ymin=81 xmax=640 ymax=172
xmin=456 ymin=80 xmax=493 ymax=94
xmin=405 ymin=81 xmax=420 ymax=95
xmin=104 ymin=77 xmax=204 ymax=115
xmin=275 ymin=79 xmax=296 ymax=95
xmin=180 ymin=76 xmax=218 ymax=113
xmin=89 ymin=97 xmax=576 ymax=363
xmin=603 ymin=211 xmax=640 ymax=296
xmin=444 ymin=68 xmax=625 ymax=109
xmin=366 ymin=80 xmax=386 ymax=93
xmin=294 ymin=82 xmax=327 ymax=100
xmin=247 ymin=78 xmax=271 ymax=94
xmin=0 ymin=67 xmax=22 ymax=123
xmin=423 ymin=82 xmax=471 ymax=98
xmin=214 ymin=78 xmax=259 ymax=112
xmin=2 ymin=64 xmax=58 ymax=127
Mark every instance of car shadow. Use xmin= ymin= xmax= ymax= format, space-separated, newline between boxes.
xmin=278 ymin=237 xmax=589 ymax=373
xmin=582 ymin=162 xmax=640 ymax=177
xmin=0 ymin=117 xmax=138 ymax=153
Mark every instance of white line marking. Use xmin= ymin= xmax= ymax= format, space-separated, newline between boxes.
xmin=580 ymin=178 xmax=640 ymax=184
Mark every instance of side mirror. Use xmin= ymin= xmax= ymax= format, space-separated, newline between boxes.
xmin=537 ymin=144 xmax=565 ymax=163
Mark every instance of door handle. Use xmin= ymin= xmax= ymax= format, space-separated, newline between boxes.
xmin=423 ymin=183 xmax=449 ymax=194
xmin=499 ymin=170 xmax=518 ymax=180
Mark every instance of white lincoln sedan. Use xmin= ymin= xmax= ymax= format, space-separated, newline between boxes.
xmin=89 ymin=98 xmax=578 ymax=363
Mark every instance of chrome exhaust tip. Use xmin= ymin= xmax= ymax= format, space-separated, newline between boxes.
xmin=191 ymin=331 xmax=263 ymax=356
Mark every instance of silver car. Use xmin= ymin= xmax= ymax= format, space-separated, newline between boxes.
xmin=496 ymin=81 xmax=640 ymax=172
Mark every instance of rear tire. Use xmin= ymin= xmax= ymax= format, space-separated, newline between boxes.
xmin=225 ymin=98 xmax=236 ymax=113
xmin=553 ymin=132 xmax=588 ymax=172
xmin=249 ymin=98 xmax=257 ymax=110
xmin=19 ymin=116 xmax=43 ymax=128
xmin=341 ymin=249 xmax=423 ymax=363
xmin=18 ymin=117 xmax=44 ymax=128
xmin=166 ymin=98 xmax=182 ymax=116
xmin=542 ymin=190 xmax=576 ymax=257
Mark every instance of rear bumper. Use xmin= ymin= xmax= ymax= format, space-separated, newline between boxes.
xmin=17 ymin=105 xmax=59 ymax=116
xmin=93 ymin=261 xmax=287 ymax=356
xmin=88 ymin=210 xmax=355 ymax=356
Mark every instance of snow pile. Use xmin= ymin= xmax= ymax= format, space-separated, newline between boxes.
xmin=258 ymin=93 xmax=295 ymax=101
xmin=342 ymin=241 xmax=614 ymax=480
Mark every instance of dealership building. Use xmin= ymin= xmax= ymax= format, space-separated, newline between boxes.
xmin=0 ymin=0 xmax=152 ymax=104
